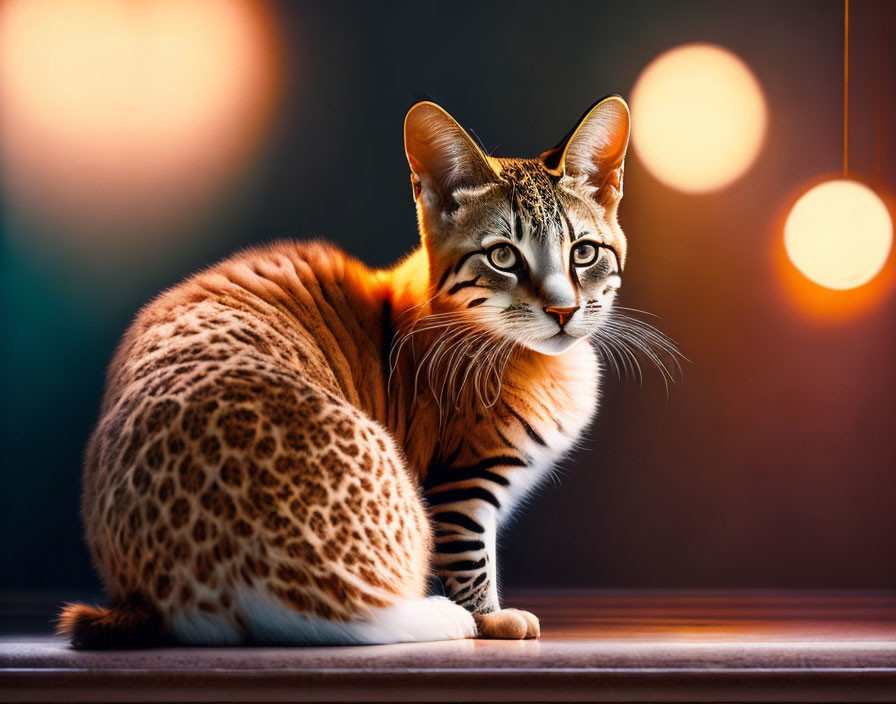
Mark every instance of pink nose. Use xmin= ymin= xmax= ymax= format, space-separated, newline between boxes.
xmin=544 ymin=305 xmax=578 ymax=327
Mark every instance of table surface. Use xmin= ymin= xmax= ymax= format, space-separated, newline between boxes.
xmin=2 ymin=591 xmax=896 ymax=702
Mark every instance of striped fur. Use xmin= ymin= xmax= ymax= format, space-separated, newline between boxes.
xmin=59 ymin=98 xmax=648 ymax=647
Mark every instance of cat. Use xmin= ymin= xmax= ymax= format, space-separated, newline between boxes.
xmin=58 ymin=96 xmax=671 ymax=647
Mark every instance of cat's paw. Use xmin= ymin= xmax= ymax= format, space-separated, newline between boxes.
xmin=474 ymin=608 xmax=540 ymax=639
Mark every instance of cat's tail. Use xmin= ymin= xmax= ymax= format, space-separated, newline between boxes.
xmin=56 ymin=594 xmax=167 ymax=649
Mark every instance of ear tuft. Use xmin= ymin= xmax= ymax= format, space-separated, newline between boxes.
xmin=541 ymin=96 xmax=631 ymax=209
xmin=404 ymin=102 xmax=496 ymax=211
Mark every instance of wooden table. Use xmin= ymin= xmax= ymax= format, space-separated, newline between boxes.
xmin=2 ymin=592 xmax=895 ymax=702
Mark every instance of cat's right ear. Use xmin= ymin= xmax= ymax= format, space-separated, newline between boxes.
xmin=404 ymin=102 xmax=497 ymax=213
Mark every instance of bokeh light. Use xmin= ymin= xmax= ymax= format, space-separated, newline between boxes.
xmin=0 ymin=0 xmax=280 ymax=248
xmin=630 ymin=43 xmax=767 ymax=193
xmin=784 ymin=179 xmax=893 ymax=291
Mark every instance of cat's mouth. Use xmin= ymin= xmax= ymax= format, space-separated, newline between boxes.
xmin=526 ymin=330 xmax=585 ymax=356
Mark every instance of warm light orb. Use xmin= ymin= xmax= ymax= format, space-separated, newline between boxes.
xmin=784 ymin=180 xmax=893 ymax=290
xmin=0 ymin=0 xmax=279 ymax=246
xmin=630 ymin=43 xmax=767 ymax=193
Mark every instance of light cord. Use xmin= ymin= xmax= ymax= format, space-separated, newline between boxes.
xmin=843 ymin=0 xmax=849 ymax=177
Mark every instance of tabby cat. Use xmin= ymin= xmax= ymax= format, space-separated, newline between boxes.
xmin=59 ymin=96 xmax=665 ymax=647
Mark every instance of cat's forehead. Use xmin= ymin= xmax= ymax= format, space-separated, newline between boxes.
xmin=494 ymin=159 xmax=569 ymax=242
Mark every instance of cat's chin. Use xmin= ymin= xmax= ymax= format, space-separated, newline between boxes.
xmin=525 ymin=332 xmax=586 ymax=356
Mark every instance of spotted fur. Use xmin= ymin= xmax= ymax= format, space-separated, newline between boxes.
xmin=59 ymin=97 xmax=643 ymax=646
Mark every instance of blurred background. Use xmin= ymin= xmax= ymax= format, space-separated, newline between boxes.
xmin=1 ymin=0 xmax=895 ymax=602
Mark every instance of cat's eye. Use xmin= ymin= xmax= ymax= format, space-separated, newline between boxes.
xmin=487 ymin=244 xmax=521 ymax=271
xmin=571 ymin=241 xmax=600 ymax=267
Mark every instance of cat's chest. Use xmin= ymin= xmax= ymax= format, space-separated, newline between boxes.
xmin=451 ymin=343 xmax=600 ymax=519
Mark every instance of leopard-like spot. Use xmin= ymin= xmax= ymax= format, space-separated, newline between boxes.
xmin=234 ymin=519 xmax=254 ymax=537
xmin=145 ymin=439 xmax=165 ymax=470
xmin=258 ymin=468 xmax=279 ymax=488
xmin=145 ymin=503 xmax=160 ymax=522
xmin=192 ymin=519 xmax=208 ymax=542
xmin=322 ymin=540 xmax=341 ymax=561
xmin=282 ymin=430 xmax=310 ymax=453
xmin=345 ymin=484 xmax=363 ymax=513
xmin=200 ymin=482 xmax=236 ymax=519
xmin=248 ymin=486 xmax=275 ymax=512
xmin=167 ymin=433 xmax=186 ymax=456
xmin=332 ymin=417 xmax=354 ymax=440
xmin=305 ymin=481 xmax=328 ymax=506
xmin=366 ymin=499 xmax=381 ymax=521
xmin=173 ymin=537 xmax=191 ymax=561
xmin=144 ymin=399 xmax=181 ymax=435
xmin=218 ymin=535 xmax=235 ymax=560
xmin=308 ymin=510 xmax=328 ymax=540
xmin=131 ymin=464 xmax=152 ymax=492
xmin=313 ymin=573 xmax=355 ymax=604
xmin=245 ymin=555 xmax=270 ymax=578
xmin=181 ymin=400 xmax=219 ymax=440
xmin=287 ymin=499 xmax=308 ymax=523
xmin=178 ymin=457 xmax=207 ymax=494
xmin=169 ymin=497 xmax=191 ymax=529
xmin=218 ymin=408 xmax=259 ymax=449
xmin=196 ymin=551 xmax=214 ymax=583
xmin=220 ymin=457 xmax=244 ymax=488
xmin=155 ymin=574 xmax=172 ymax=599
xmin=262 ymin=511 xmax=290 ymax=532
xmin=157 ymin=476 xmax=175 ymax=503
xmin=358 ymin=565 xmax=386 ymax=589
xmin=199 ymin=435 xmax=222 ymax=464
xmin=359 ymin=592 xmax=390 ymax=608
xmin=319 ymin=449 xmax=350 ymax=484
xmin=254 ymin=436 xmax=276 ymax=459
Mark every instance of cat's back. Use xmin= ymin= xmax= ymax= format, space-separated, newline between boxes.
xmin=102 ymin=240 xmax=391 ymax=414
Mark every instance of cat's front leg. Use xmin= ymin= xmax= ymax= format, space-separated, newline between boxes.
xmin=427 ymin=497 xmax=540 ymax=639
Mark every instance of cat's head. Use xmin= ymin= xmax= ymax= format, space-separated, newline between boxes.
xmin=404 ymin=97 xmax=630 ymax=356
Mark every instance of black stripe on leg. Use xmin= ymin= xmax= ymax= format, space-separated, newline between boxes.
xmin=454 ymin=571 xmax=488 ymax=601
xmin=435 ymin=540 xmax=485 ymax=554
xmin=431 ymin=511 xmax=485 ymax=534
xmin=427 ymin=486 xmax=500 ymax=508
xmin=424 ymin=456 xmax=525 ymax=491
xmin=443 ymin=558 xmax=486 ymax=571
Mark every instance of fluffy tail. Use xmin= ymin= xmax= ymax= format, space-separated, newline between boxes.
xmin=56 ymin=595 xmax=167 ymax=649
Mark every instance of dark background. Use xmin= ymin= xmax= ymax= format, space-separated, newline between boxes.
xmin=2 ymin=0 xmax=895 ymax=597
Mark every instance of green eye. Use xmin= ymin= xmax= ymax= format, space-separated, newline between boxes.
xmin=571 ymin=241 xmax=599 ymax=267
xmin=488 ymin=244 xmax=520 ymax=271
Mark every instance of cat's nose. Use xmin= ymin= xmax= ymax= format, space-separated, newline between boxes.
xmin=543 ymin=305 xmax=578 ymax=327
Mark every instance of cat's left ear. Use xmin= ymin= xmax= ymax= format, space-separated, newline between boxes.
xmin=541 ymin=96 xmax=631 ymax=210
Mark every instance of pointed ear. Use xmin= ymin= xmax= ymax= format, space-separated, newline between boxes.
xmin=404 ymin=101 xmax=497 ymax=212
xmin=541 ymin=96 xmax=630 ymax=209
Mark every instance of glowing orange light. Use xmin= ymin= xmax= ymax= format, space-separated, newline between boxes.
xmin=630 ymin=43 xmax=767 ymax=193
xmin=784 ymin=180 xmax=892 ymax=290
xmin=0 ymin=0 xmax=279 ymax=246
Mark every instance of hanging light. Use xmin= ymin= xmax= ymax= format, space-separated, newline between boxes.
xmin=783 ymin=0 xmax=893 ymax=291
